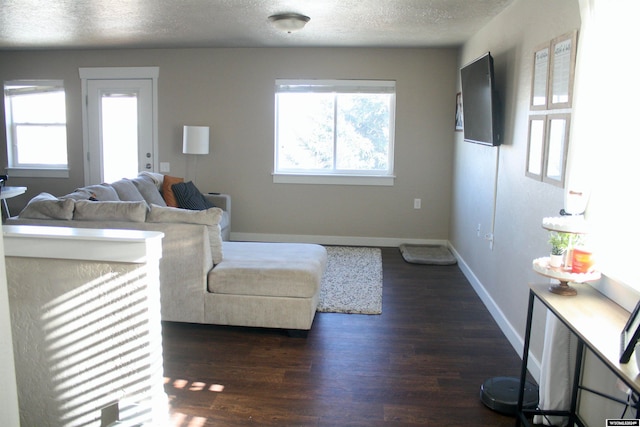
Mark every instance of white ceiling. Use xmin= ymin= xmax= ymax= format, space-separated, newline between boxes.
xmin=0 ymin=0 xmax=515 ymax=50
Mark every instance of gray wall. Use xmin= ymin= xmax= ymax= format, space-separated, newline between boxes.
xmin=450 ymin=0 xmax=581 ymax=373
xmin=0 ymin=47 xmax=457 ymax=244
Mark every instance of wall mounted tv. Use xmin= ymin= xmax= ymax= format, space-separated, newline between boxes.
xmin=460 ymin=52 xmax=502 ymax=146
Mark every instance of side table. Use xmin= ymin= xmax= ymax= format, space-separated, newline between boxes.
xmin=1 ymin=186 xmax=27 ymax=219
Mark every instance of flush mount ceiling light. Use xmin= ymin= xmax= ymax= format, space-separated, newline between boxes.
xmin=268 ymin=13 xmax=310 ymax=33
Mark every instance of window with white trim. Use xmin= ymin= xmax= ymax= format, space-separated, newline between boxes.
xmin=567 ymin=0 xmax=640 ymax=301
xmin=4 ymin=80 xmax=69 ymax=176
xmin=274 ymin=79 xmax=396 ymax=185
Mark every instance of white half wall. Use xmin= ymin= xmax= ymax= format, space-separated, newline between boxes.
xmin=4 ymin=226 xmax=168 ymax=427
xmin=0 ymin=232 xmax=20 ymax=427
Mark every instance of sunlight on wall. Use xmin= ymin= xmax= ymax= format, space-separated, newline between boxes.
xmin=7 ymin=258 xmax=167 ymax=427
xmin=43 ymin=270 xmax=154 ymax=425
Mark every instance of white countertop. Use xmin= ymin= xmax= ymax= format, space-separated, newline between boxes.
xmin=3 ymin=225 xmax=164 ymax=263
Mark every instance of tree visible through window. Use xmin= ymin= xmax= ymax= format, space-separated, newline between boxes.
xmin=4 ymin=80 xmax=68 ymax=170
xmin=275 ymin=80 xmax=395 ymax=179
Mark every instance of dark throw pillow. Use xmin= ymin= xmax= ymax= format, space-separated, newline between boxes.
xmin=171 ymin=181 xmax=215 ymax=211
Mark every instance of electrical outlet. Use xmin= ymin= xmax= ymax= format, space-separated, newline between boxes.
xmin=101 ymin=402 xmax=119 ymax=427
xmin=160 ymin=162 xmax=170 ymax=172
xmin=413 ymin=198 xmax=421 ymax=209
xmin=484 ymin=233 xmax=494 ymax=250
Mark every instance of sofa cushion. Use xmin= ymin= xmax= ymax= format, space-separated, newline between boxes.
xmin=172 ymin=181 xmax=215 ymax=210
xmin=161 ymin=175 xmax=184 ymax=207
xmin=81 ymin=184 xmax=120 ymax=201
xmin=147 ymin=204 xmax=223 ymax=264
xmin=137 ymin=171 xmax=164 ymax=189
xmin=18 ymin=192 xmax=75 ymax=220
xmin=73 ymin=200 xmax=148 ymax=222
xmin=128 ymin=176 xmax=167 ymax=206
xmin=111 ymin=179 xmax=146 ymax=203
xmin=208 ymin=242 xmax=327 ymax=298
xmin=131 ymin=175 xmax=167 ymax=207
xmin=60 ymin=189 xmax=93 ymax=201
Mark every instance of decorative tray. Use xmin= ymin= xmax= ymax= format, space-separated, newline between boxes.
xmin=532 ymin=257 xmax=601 ymax=283
xmin=542 ymin=216 xmax=590 ymax=234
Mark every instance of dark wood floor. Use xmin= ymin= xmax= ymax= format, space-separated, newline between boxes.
xmin=162 ymin=247 xmax=525 ymax=426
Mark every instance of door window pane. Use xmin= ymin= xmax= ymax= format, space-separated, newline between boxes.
xmin=101 ymin=93 xmax=139 ymax=183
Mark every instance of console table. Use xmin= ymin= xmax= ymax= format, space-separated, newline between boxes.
xmin=516 ymin=283 xmax=640 ymax=426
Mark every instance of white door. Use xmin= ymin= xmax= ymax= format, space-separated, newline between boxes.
xmin=85 ymin=79 xmax=154 ymax=184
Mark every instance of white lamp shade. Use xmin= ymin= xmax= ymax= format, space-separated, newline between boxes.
xmin=182 ymin=126 xmax=210 ymax=155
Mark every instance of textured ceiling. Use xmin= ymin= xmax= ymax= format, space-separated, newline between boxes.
xmin=0 ymin=0 xmax=515 ymax=50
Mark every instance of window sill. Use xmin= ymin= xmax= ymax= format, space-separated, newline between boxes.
xmin=7 ymin=168 xmax=70 ymax=179
xmin=273 ymin=173 xmax=395 ymax=186
xmin=590 ymin=271 xmax=640 ymax=314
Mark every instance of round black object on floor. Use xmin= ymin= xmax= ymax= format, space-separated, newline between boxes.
xmin=480 ymin=376 xmax=539 ymax=416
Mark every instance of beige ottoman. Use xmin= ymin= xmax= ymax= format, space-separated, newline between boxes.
xmin=204 ymin=241 xmax=327 ymax=334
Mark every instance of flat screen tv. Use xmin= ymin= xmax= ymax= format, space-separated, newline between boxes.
xmin=460 ymin=52 xmax=501 ymax=146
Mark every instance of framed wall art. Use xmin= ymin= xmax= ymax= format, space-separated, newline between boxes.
xmin=525 ymin=30 xmax=578 ymax=187
xmin=620 ymin=299 xmax=640 ymax=363
xmin=525 ymin=114 xmax=571 ymax=187
xmin=548 ymin=30 xmax=578 ymax=109
xmin=455 ymin=92 xmax=463 ymax=131
xmin=525 ymin=116 xmax=546 ymax=179
xmin=542 ymin=114 xmax=571 ymax=187
xmin=530 ymin=43 xmax=550 ymax=110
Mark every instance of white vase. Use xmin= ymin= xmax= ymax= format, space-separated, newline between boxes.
xmin=549 ymin=254 xmax=564 ymax=268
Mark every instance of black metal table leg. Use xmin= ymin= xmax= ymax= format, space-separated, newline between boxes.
xmin=516 ymin=289 xmax=536 ymax=427
xmin=568 ymin=339 xmax=585 ymax=426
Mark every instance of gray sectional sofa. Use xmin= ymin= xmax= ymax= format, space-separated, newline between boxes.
xmin=6 ymin=172 xmax=327 ymax=333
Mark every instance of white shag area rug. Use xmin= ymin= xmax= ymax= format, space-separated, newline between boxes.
xmin=317 ymin=246 xmax=383 ymax=315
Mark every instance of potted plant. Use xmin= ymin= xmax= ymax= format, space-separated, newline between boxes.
xmin=548 ymin=231 xmax=571 ymax=268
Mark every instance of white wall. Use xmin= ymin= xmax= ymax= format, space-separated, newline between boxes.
xmin=0 ymin=47 xmax=458 ymax=246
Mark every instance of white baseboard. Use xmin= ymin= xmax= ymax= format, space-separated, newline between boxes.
xmin=448 ymin=244 xmax=541 ymax=383
xmin=230 ymin=232 xmax=447 ymax=248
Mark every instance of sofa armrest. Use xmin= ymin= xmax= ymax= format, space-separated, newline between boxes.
xmin=204 ymin=193 xmax=230 ymax=213
xmin=203 ymin=193 xmax=230 ymax=240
